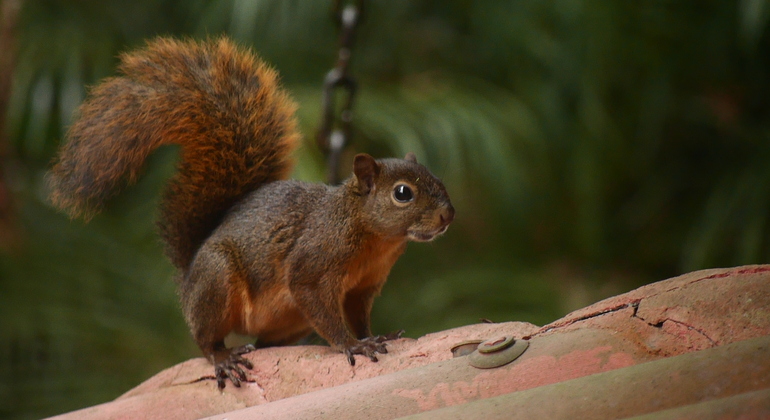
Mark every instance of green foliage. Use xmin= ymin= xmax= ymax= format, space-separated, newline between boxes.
xmin=2 ymin=0 xmax=770 ymax=418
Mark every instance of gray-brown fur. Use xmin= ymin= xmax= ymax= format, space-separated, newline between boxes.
xmin=48 ymin=37 xmax=454 ymax=390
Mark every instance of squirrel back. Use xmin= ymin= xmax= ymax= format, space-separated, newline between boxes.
xmin=49 ymin=37 xmax=300 ymax=269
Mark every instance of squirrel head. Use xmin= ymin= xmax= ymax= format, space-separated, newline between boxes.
xmin=349 ymin=153 xmax=455 ymax=242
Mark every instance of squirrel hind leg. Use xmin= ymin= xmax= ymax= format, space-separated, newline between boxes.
xmin=180 ymin=240 xmax=256 ymax=389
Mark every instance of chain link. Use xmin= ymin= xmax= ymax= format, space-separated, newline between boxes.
xmin=316 ymin=0 xmax=365 ymax=184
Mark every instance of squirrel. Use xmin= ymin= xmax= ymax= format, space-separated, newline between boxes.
xmin=48 ymin=37 xmax=455 ymax=390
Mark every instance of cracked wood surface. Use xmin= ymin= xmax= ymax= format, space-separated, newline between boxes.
xmin=47 ymin=265 xmax=770 ymax=420
xmin=537 ymin=265 xmax=769 ymax=356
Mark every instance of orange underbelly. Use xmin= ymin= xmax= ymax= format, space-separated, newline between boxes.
xmin=235 ymin=284 xmax=310 ymax=343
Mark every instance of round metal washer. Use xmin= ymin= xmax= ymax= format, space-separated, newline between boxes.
xmin=469 ymin=338 xmax=529 ymax=369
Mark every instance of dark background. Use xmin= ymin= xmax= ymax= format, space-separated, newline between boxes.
xmin=1 ymin=1 xmax=770 ymax=418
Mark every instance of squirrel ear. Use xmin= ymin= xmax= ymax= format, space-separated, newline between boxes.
xmin=404 ymin=152 xmax=417 ymax=163
xmin=353 ymin=153 xmax=380 ymax=194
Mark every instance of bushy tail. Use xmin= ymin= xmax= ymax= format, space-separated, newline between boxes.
xmin=49 ymin=37 xmax=300 ymax=269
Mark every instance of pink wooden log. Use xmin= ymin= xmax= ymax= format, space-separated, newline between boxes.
xmin=47 ymin=265 xmax=770 ymax=420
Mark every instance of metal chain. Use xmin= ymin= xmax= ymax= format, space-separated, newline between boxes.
xmin=316 ymin=0 xmax=365 ymax=184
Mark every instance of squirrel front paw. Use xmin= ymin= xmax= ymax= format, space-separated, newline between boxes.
xmin=213 ymin=344 xmax=256 ymax=390
xmin=343 ymin=329 xmax=405 ymax=366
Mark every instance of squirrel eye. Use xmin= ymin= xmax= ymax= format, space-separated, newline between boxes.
xmin=393 ymin=184 xmax=414 ymax=203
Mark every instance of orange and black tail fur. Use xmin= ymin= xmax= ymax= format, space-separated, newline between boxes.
xmin=49 ymin=37 xmax=300 ymax=269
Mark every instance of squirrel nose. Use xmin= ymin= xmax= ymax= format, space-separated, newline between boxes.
xmin=439 ymin=204 xmax=455 ymax=226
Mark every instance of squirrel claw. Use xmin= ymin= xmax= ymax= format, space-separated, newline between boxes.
xmin=380 ymin=329 xmax=405 ymax=342
xmin=214 ymin=344 xmax=256 ymax=390
xmin=343 ymin=330 xmax=405 ymax=366
xmin=235 ymin=343 xmax=257 ymax=356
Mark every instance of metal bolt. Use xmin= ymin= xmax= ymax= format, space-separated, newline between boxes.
xmin=478 ymin=336 xmax=515 ymax=354
xmin=469 ymin=337 xmax=529 ymax=369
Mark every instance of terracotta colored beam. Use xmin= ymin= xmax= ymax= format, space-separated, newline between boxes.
xmin=399 ymin=335 xmax=770 ymax=420
xmin=630 ymin=389 xmax=770 ymax=420
xmin=48 ymin=265 xmax=770 ymax=420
